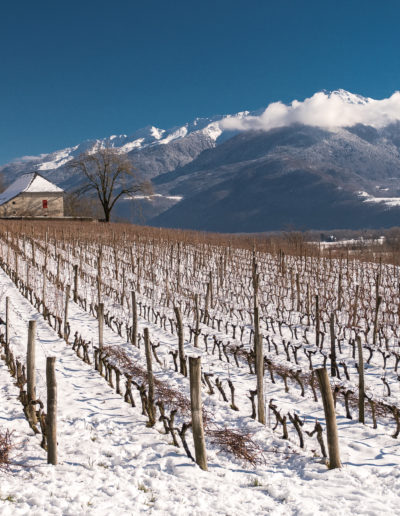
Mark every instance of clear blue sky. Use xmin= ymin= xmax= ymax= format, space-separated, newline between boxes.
xmin=1 ymin=0 xmax=400 ymax=164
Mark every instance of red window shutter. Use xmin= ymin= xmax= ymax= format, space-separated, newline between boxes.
xmin=42 ymin=200 xmax=48 ymax=209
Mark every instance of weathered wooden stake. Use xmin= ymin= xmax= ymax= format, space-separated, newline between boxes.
xmin=296 ymin=273 xmax=301 ymax=312
xmin=131 ymin=291 xmax=137 ymax=347
xmin=357 ymin=336 xmax=365 ymax=424
xmin=121 ymin=267 xmax=126 ymax=307
xmin=27 ymin=320 xmax=37 ymax=425
xmin=252 ymin=252 xmax=265 ymax=424
xmin=315 ymin=295 xmax=320 ymax=347
xmin=98 ymin=302 xmax=104 ymax=349
xmin=372 ymin=295 xmax=382 ymax=346
xmin=204 ymin=278 xmax=211 ymax=323
xmin=144 ymin=328 xmax=156 ymax=426
xmin=194 ymin=293 xmax=200 ymax=348
xmin=330 ymin=313 xmax=336 ymax=377
xmin=32 ymin=240 xmax=36 ymax=267
xmin=42 ymin=266 xmax=47 ymax=317
xmin=352 ymin=284 xmax=359 ymax=326
xmin=56 ymin=254 xmax=61 ymax=287
xmin=64 ymin=285 xmax=70 ymax=342
xmin=97 ymin=249 xmax=102 ymax=305
xmin=174 ymin=306 xmax=187 ymax=376
xmin=5 ymin=296 xmax=9 ymax=353
xmin=46 ymin=356 xmax=57 ymax=465
xmin=316 ymin=368 xmax=341 ymax=469
xmin=73 ymin=264 xmax=78 ymax=303
xmin=255 ymin=305 xmax=265 ymax=424
xmin=189 ymin=356 xmax=207 ymax=471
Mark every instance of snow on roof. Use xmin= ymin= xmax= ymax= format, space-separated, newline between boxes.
xmin=0 ymin=172 xmax=63 ymax=206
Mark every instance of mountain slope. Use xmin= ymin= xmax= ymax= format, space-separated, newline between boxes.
xmin=148 ymin=124 xmax=400 ymax=231
xmin=4 ymin=90 xmax=400 ymax=231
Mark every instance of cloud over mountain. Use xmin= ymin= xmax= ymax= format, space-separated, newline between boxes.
xmin=220 ymin=90 xmax=400 ymax=132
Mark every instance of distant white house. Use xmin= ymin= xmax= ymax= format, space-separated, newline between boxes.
xmin=0 ymin=172 xmax=64 ymax=217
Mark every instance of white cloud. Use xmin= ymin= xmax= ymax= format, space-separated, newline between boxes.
xmin=220 ymin=90 xmax=400 ymax=132
xmin=14 ymin=154 xmax=48 ymax=163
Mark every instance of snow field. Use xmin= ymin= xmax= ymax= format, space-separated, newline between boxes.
xmin=0 ymin=223 xmax=400 ymax=515
xmin=0 ymin=270 xmax=283 ymax=515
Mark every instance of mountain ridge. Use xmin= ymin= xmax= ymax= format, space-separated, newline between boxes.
xmin=3 ymin=90 xmax=400 ymax=232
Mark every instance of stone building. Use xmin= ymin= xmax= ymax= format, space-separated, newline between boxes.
xmin=0 ymin=172 xmax=64 ymax=217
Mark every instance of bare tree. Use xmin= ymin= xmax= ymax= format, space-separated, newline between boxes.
xmin=68 ymin=147 xmax=152 ymax=222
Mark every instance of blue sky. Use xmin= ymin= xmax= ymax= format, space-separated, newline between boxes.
xmin=1 ymin=0 xmax=400 ymax=164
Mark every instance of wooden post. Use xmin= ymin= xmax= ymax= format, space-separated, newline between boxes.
xmin=316 ymin=368 xmax=341 ymax=469
xmin=73 ymin=264 xmax=78 ymax=303
xmin=176 ymin=245 xmax=181 ymax=293
xmin=131 ymin=291 xmax=137 ymax=347
xmin=315 ymin=295 xmax=320 ymax=347
xmin=56 ymin=254 xmax=61 ymax=287
xmin=296 ymin=273 xmax=301 ymax=312
xmin=330 ymin=313 xmax=336 ymax=377
xmin=144 ymin=328 xmax=155 ymax=426
xmin=44 ymin=232 xmax=48 ymax=274
xmin=42 ymin=266 xmax=47 ymax=317
xmin=98 ymin=302 xmax=104 ymax=349
xmin=5 ymin=296 xmax=9 ymax=354
xmin=64 ymin=285 xmax=70 ymax=342
xmin=194 ymin=293 xmax=200 ymax=348
xmin=357 ymin=336 xmax=365 ymax=424
xmin=352 ymin=284 xmax=359 ymax=326
xmin=27 ymin=320 xmax=37 ymax=425
xmin=254 ymin=305 xmax=265 ymax=424
xmin=97 ymin=248 xmax=102 ymax=305
xmin=121 ymin=267 xmax=126 ymax=307
xmin=372 ymin=295 xmax=382 ymax=346
xmin=252 ymin=252 xmax=265 ymax=424
xmin=174 ymin=306 xmax=187 ymax=376
xmin=208 ymin=271 xmax=213 ymax=309
xmin=189 ymin=356 xmax=207 ymax=471
xmin=32 ymin=240 xmax=36 ymax=267
xmin=46 ymin=357 xmax=57 ymax=465
xmin=337 ymin=273 xmax=342 ymax=311
xmin=204 ymin=279 xmax=211 ymax=324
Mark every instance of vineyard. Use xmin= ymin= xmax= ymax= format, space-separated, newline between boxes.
xmin=0 ymin=220 xmax=399 ymax=515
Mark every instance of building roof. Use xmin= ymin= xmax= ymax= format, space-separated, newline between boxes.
xmin=0 ymin=172 xmax=63 ymax=206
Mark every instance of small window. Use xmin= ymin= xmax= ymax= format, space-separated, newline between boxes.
xmin=42 ymin=200 xmax=48 ymax=209
xmin=12 ymin=201 xmax=15 ymax=205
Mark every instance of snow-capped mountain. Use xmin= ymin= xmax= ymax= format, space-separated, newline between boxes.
xmin=4 ymin=89 xmax=400 ymax=232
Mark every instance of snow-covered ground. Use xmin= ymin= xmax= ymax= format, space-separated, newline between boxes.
xmin=1 ymin=262 xmax=400 ymax=515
